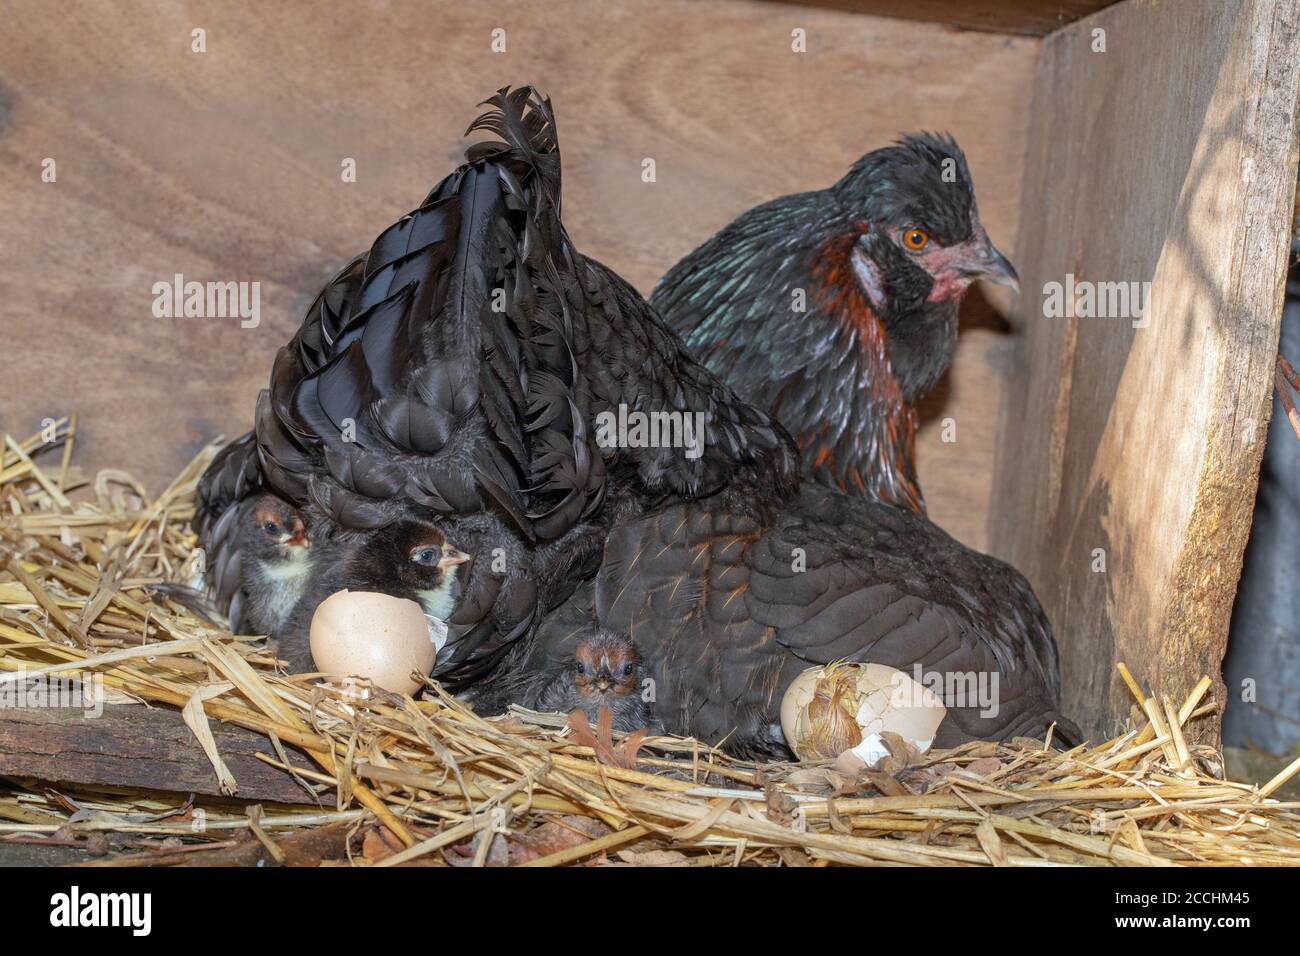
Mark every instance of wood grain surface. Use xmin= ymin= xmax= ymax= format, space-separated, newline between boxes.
xmin=0 ymin=0 xmax=1037 ymax=551
xmin=0 ymin=704 xmax=320 ymax=804
xmin=769 ymin=0 xmax=1120 ymax=37
xmin=989 ymin=0 xmax=1300 ymax=740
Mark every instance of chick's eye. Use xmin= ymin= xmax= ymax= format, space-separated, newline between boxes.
xmin=262 ymin=521 xmax=281 ymax=536
xmin=621 ymin=663 xmax=634 ymax=677
xmin=575 ymin=662 xmax=587 ymax=676
xmin=411 ymin=546 xmax=442 ymax=565
xmin=901 ymin=228 xmax=930 ymax=251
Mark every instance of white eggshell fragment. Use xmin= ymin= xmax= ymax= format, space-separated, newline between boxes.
xmin=308 ymin=590 xmax=437 ymax=695
xmin=780 ymin=662 xmax=947 ymax=764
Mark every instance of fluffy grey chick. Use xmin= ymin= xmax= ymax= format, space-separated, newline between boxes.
xmin=537 ymin=631 xmax=654 ymax=732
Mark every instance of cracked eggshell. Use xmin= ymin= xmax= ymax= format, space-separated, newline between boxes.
xmin=309 ymin=590 xmax=436 ymax=695
xmin=780 ymin=662 xmax=947 ymax=765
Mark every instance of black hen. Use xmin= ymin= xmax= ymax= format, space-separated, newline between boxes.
xmin=473 ymin=481 xmax=1071 ymax=760
xmin=651 ymin=134 xmax=1017 ymax=512
xmin=439 ymin=114 xmax=1068 ymax=756
xmin=195 ymin=88 xmax=796 ymax=678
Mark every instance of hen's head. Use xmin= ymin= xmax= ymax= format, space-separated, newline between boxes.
xmin=835 ymin=133 xmax=1018 ymax=306
xmin=828 ymin=133 xmax=1018 ymax=399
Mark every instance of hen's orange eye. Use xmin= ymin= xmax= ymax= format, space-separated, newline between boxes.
xmin=901 ymin=228 xmax=930 ymax=251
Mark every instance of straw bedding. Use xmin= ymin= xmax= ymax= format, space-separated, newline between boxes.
xmin=2 ymin=420 xmax=1299 ymax=867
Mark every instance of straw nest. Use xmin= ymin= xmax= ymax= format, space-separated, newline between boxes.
xmin=2 ymin=419 xmax=1299 ymax=867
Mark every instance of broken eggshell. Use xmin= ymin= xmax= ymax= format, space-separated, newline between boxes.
xmin=780 ymin=662 xmax=947 ymax=766
xmin=308 ymin=590 xmax=441 ymax=695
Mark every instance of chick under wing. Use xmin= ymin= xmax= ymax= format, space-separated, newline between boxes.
xmin=547 ymin=483 xmax=1068 ymax=759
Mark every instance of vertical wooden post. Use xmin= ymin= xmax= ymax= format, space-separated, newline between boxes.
xmin=990 ymin=0 xmax=1300 ymax=741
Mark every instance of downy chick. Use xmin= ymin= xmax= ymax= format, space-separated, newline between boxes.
xmin=274 ymin=517 xmax=472 ymax=673
xmin=537 ymin=631 xmax=654 ymax=732
xmin=236 ymin=494 xmax=313 ymax=635
xmin=151 ymin=492 xmax=312 ymax=636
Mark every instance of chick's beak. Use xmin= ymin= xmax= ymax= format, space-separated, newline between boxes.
xmin=437 ymin=548 xmax=472 ymax=571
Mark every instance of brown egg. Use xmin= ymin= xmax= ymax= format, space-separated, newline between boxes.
xmin=308 ymin=590 xmax=438 ymax=695
xmin=780 ymin=662 xmax=947 ymax=764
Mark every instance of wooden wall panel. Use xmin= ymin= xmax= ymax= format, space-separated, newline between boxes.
xmin=0 ymin=0 xmax=1037 ymax=550
xmin=769 ymin=0 xmax=1121 ymax=36
xmin=989 ymin=0 xmax=1300 ymax=740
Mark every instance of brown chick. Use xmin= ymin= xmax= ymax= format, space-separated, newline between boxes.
xmin=537 ymin=631 xmax=654 ymax=733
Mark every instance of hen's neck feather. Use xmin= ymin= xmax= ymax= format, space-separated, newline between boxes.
xmin=653 ymin=191 xmax=925 ymax=511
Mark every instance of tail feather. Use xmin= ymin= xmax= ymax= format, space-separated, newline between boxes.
xmin=194 ymin=432 xmax=262 ymax=541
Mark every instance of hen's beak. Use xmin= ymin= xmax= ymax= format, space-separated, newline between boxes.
xmin=437 ymin=548 xmax=472 ymax=571
xmin=961 ymin=235 xmax=1020 ymax=293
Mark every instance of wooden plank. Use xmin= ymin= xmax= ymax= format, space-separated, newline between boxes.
xmin=988 ymin=0 xmax=1300 ymax=741
xmin=0 ymin=824 xmax=357 ymax=867
xmin=0 ymin=842 xmax=94 ymax=866
xmin=0 ymin=705 xmax=319 ymax=804
xmin=0 ymin=0 xmax=1038 ymax=552
xmin=81 ymin=823 xmax=357 ymax=867
xmin=768 ymin=0 xmax=1121 ymax=37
